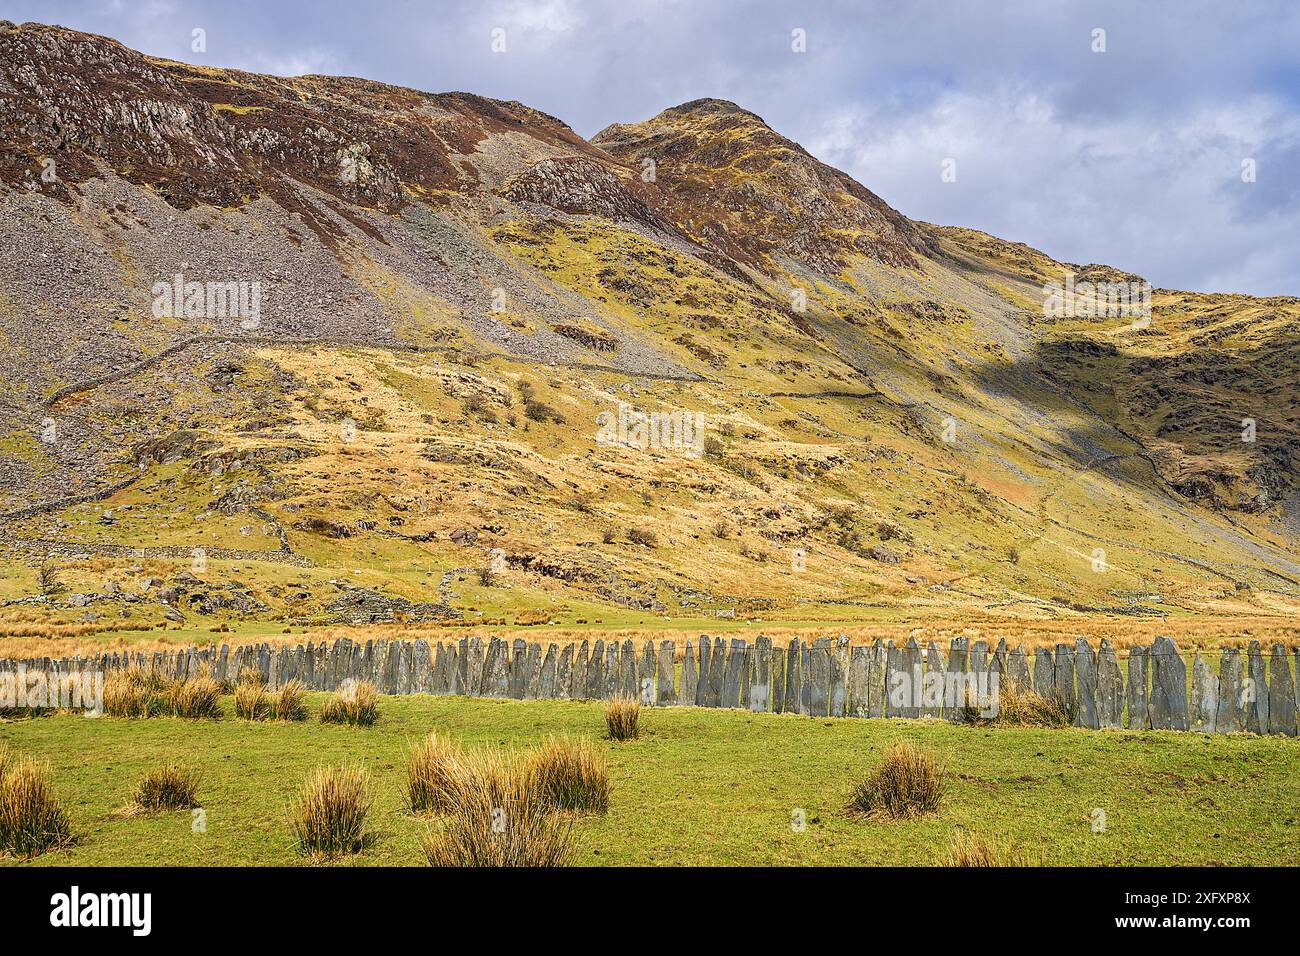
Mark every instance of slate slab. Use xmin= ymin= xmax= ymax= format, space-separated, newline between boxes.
xmin=848 ymin=645 xmax=869 ymax=717
xmin=1268 ymin=643 xmax=1297 ymax=736
xmin=587 ymin=640 xmax=605 ymax=700
xmin=1242 ymin=642 xmax=1263 ymax=733
xmin=1127 ymin=645 xmax=1149 ymax=729
xmin=1214 ymin=647 xmax=1244 ymax=733
xmin=750 ymin=636 xmax=771 ymax=712
xmin=538 ymin=644 xmax=557 ymax=699
xmin=1148 ymin=635 xmax=1187 ymax=731
xmin=1189 ymin=652 xmax=1217 ymax=732
xmin=695 ymin=637 xmax=712 ymax=707
xmin=922 ymin=641 xmax=944 ymax=719
xmin=571 ymin=640 xmax=589 ymax=699
xmin=1074 ymin=639 xmax=1099 ymax=729
xmin=1097 ymin=639 xmax=1124 ymax=729
xmin=657 ymin=641 xmax=676 ymax=705
xmin=809 ymin=638 xmax=831 ymax=717
xmin=771 ymin=645 xmax=785 ymax=714
xmin=1033 ymin=647 xmax=1054 ymax=699
xmin=783 ymin=640 xmax=801 ymax=715
xmin=829 ymin=637 xmax=848 ymax=717
xmin=556 ymin=644 xmax=573 ymax=699
xmin=722 ymin=640 xmax=746 ymax=708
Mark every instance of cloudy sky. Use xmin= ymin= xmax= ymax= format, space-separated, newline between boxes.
xmin=7 ymin=0 xmax=1299 ymax=295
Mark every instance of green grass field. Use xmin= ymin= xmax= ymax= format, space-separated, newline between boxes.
xmin=2 ymin=693 xmax=1296 ymax=866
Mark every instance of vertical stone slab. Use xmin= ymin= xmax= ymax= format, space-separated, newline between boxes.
xmin=860 ymin=640 xmax=881 ymax=718
xmin=494 ymin=638 xmax=515 ymax=698
xmin=902 ymin=638 xmax=922 ymax=719
xmin=389 ymin=641 xmax=405 ymax=694
xmin=642 ymin=641 xmax=657 ymax=704
xmin=412 ymin=640 xmax=432 ymax=694
xmin=799 ymin=642 xmax=813 ymax=715
xmin=301 ymin=642 xmax=315 ymax=690
xmin=1033 ymin=647 xmax=1054 ymax=698
xmin=749 ymin=636 xmax=770 ymax=712
xmin=829 ymin=637 xmax=849 ymax=717
xmin=555 ymin=644 xmax=573 ymax=699
xmin=1053 ymin=643 xmax=1076 ymax=714
xmin=847 ymin=645 xmax=869 ymax=717
xmin=990 ymin=639 xmax=1009 ymax=695
xmin=469 ymin=637 xmax=486 ymax=695
xmin=433 ymin=643 xmax=447 ymax=695
xmin=1126 ymin=645 xmax=1149 ymax=729
xmin=884 ymin=642 xmax=905 ymax=719
xmin=1267 ymin=643 xmax=1297 ymax=736
xmin=1189 ymin=652 xmax=1217 ymax=732
xmin=508 ymin=639 xmax=528 ymax=699
xmin=1214 ymin=647 xmax=1244 ymax=733
xmin=538 ymin=644 xmax=557 ymax=698
xmin=1149 ymin=636 xmax=1188 ymax=731
xmin=695 ymin=637 xmax=712 ymax=707
xmin=770 ymin=645 xmax=785 ymax=714
xmin=945 ymin=637 xmax=969 ymax=721
xmin=970 ymin=640 xmax=989 ymax=695
xmin=1074 ymin=639 xmax=1099 ymax=729
xmin=524 ymin=643 xmax=543 ymax=699
xmin=217 ymin=644 xmax=230 ymax=684
xmin=606 ymin=641 xmax=621 ymax=700
xmin=657 ymin=641 xmax=677 ymax=706
xmin=707 ymin=637 xmax=727 ymax=708
xmin=1245 ymin=641 xmax=1268 ymax=734
xmin=808 ymin=638 xmax=831 ymax=717
xmin=586 ymin=640 xmax=605 ymax=700
xmin=1097 ymin=639 xmax=1124 ymax=729
xmin=399 ymin=642 xmax=414 ymax=695
xmin=327 ymin=640 xmax=346 ymax=690
xmin=721 ymin=640 xmax=745 ymax=708
xmin=739 ymin=644 xmax=754 ymax=710
xmin=783 ymin=640 xmax=801 ymax=715
xmin=570 ymin=641 xmax=588 ymax=699
xmin=680 ymin=639 xmax=697 ymax=706
xmin=446 ymin=645 xmax=461 ymax=695
xmin=455 ymin=638 xmax=471 ymax=694
xmin=620 ymin=639 xmax=637 ymax=700
xmin=922 ymin=641 xmax=945 ymax=719
xmin=383 ymin=641 xmax=401 ymax=694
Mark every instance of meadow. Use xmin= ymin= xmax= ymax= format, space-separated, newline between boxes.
xmin=1 ymin=691 xmax=1296 ymax=866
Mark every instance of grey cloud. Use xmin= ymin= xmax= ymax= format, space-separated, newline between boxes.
xmin=5 ymin=0 xmax=1298 ymax=294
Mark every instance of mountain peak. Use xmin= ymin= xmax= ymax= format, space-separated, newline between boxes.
xmin=594 ymin=98 xmax=934 ymax=273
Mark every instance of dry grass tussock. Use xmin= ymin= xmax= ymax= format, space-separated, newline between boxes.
xmin=320 ymin=681 xmax=378 ymax=725
xmin=848 ymin=741 xmax=944 ymax=820
xmin=604 ymin=696 xmax=640 ymax=741
xmin=291 ymin=765 xmax=372 ymax=858
xmin=128 ymin=763 xmax=201 ymax=813
xmin=418 ymin=747 xmax=575 ymax=867
xmin=0 ymin=748 xmax=73 ymax=858
xmin=944 ymin=830 xmax=1037 ymax=866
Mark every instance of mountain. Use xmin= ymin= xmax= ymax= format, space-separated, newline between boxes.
xmin=1 ymin=20 xmax=1297 ymax=636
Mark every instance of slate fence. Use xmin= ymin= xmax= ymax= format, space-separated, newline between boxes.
xmin=2 ymin=634 xmax=1297 ymax=735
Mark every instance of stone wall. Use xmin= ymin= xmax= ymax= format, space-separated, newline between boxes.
xmin=2 ymin=634 xmax=1297 ymax=735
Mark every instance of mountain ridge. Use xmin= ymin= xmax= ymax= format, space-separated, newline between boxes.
xmin=1 ymin=21 xmax=1297 ymax=638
